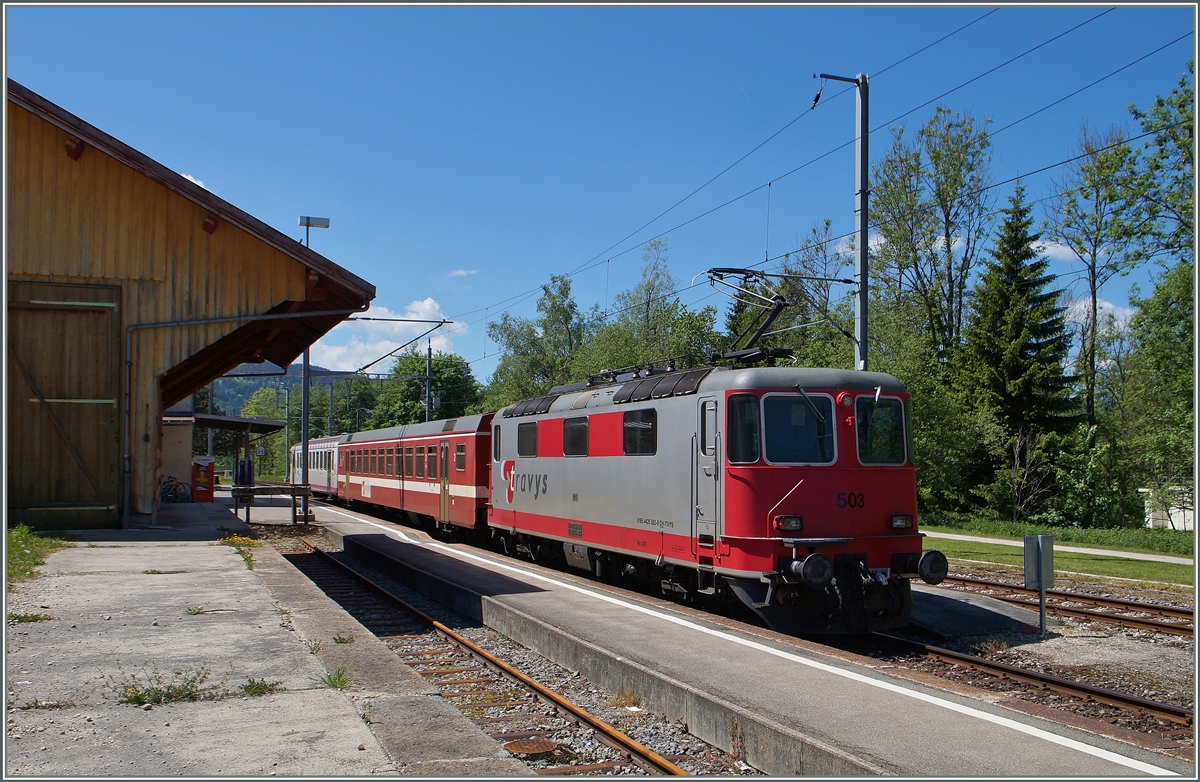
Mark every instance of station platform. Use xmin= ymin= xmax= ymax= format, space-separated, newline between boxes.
xmin=4 ymin=496 xmax=529 ymax=777
xmin=310 ymin=503 xmax=1192 ymax=778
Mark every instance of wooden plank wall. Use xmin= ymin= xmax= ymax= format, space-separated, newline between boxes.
xmin=7 ymin=103 xmax=307 ymax=518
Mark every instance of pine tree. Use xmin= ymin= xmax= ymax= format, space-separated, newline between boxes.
xmin=964 ymin=185 xmax=1076 ymax=437
xmin=962 ymin=186 xmax=1077 ymax=520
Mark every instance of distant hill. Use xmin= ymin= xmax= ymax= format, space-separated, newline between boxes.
xmin=203 ymin=363 xmax=361 ymax=416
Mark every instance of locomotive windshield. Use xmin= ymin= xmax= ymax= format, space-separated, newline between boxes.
xmin=856 ymin=396 xmax=906 ymax=464
xmin=762 ymin=394 xmax=834 ymax=464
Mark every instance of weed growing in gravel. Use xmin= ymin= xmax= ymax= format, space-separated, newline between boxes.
xmin=23 ymin=698 xmax=76 ymax=710
xmin=359 ymin=698 xmax=374 ymax=724
xmin=333 ymin=634 xmax=355 ymax=644
xmin=143 ymin=569 xmax=163 ymax=575
xmin=6 ymin=524 xmax=66 ymax=584
xmin=314 ymin=666 xmax=353 ymax=690
xmin=106 ymin=664 xmax=226 ymax=705
xmin=218 ymin=534 xmax=260 ymax=570
xmin=305 ymin=639 xmax=322 ymax=655
xmin=7 ymin=613 xmax=50 ymax=623
xmin=185 ymin=606 xmax=205 ymax=615
xmin=238 ymin=678 xmax=284 ymax=696
xmin=610 ymin=687 xmax=641 ymax=708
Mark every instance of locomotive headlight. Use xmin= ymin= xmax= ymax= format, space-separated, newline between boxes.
xmin=774 ymin=515 xmax=803 ymax=532
xmin=838 ymin=392 xmax=853 ymax=408
xmin=890 ymin=514 xmax=913 ymax=529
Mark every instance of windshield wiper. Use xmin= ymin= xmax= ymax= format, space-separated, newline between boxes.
xmin=794 ymin=385 xmax=829 ymax=461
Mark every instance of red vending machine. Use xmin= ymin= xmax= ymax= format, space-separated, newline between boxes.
xmin=192 ymin=456 xmax=216 ymax=502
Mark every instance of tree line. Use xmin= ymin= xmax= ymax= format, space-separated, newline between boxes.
xmin=210 ymin=62 xmax=1192 ymax=529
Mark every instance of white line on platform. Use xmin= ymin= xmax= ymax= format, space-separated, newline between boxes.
xmin=321 ymin=506 xmax=1177 ymax=776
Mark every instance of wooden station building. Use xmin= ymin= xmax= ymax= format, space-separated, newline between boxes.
xmin=6 ymin=79 xmax=376 ymax=530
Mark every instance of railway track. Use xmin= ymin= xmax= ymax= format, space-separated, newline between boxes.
xmin=286 ymin=540 xmax=690 ymax=776
xmin=873 ymin=633 xmax=1193 ymax=727
xmin=939 ymin=575 xmax=1194 ymax=637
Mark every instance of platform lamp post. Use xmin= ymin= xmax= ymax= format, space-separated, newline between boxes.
xmin=298 ymin=216 xmax=330 ymax=522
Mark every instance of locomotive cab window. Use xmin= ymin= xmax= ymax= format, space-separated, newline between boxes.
xmin=517 ymin=422 xmax=538 ymax=457
xmin=857 ymin=395 xmax=907 ymax=465
xmin=563 ymin=417 xmax=589 ymax=457
xmin=455 ymin=442 xmax=466 ymax=471
xmin=763 ymin=393 xmax=835 ymax=464
xmin=623 ymin=409 xmax=656 ymax=455
xmin=726 ymin=394 xmax=760 ymax=464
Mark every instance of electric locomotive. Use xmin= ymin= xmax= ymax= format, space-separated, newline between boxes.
xmin=490 ymin=364 xmax=947 ymax=634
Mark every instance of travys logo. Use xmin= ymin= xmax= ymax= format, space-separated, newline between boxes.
xmin=501 ymin=460 xmax=548 ymax=503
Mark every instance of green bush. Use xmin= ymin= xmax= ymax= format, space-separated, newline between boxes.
xmin=921 ymin=513 xmax=1193 ymax=557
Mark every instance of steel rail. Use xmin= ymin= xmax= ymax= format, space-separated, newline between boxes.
xmin=876 ymin=633 xmax=1193 ymax=726
xmin=940 ymin=577 xmax=1193 ymax=637
xmin=298 ymin=540 xmax=689 ymax=776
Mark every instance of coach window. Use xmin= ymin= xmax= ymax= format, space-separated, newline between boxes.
xmin=404 ymin=446 xmax=413 ymax=477
xmin=517 ymin=422 xmax=538 ymax=458
xmin=563 ymin=417 xmax=589 ymax=457
xmin=455 ymin=442 xmax=466 ymax=471
xmin=857 ymin=395 xmax=906 ymax=465
xmin=426 ymin=445 xmax=438 ymax=479
xmin=727 ymin=394 xmax=760 ymax=464
xmin=623 ymin=409 xmax=656 ymax=455
xmin=387 ymin=448 xmax=394 ymax=476
xmin=763 ymin=393 xmax=835 ymax=464
xmin=493 ymin=426 xmax=501 ymax=461
xmin=414 ymin=446 xmax=425 ymax=478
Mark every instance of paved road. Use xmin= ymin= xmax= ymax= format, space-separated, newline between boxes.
xmin=923 ymin=530 xmax=1194 ymax=566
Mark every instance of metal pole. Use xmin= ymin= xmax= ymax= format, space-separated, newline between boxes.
xmin=425 ymin=339 xmax=433 ymax=422
xmin=854 ymin=73 xmax=869 ymax=372
xmin=206 ymin=382 xmax=213 ymax=457
xmin=302 ymin=348 xmax=310 ymax=519
xmin=284 ymin=385 xmax=290 ymax=480
xmin=1037 ymin=538 xmax=1047 ymax=638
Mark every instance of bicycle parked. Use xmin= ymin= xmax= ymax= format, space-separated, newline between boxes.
xmin=160 ymin=475 xmax=191 ymax=503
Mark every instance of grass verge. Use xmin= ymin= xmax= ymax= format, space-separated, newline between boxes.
xmin=932 ymin=537 xmax=1194 ymax=586
xmin=6 ymin=524 xmax=67 ymax=583
xmin=922 ymin=515 xmax=1193 ymax=557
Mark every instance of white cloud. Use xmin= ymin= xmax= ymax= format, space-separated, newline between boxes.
xmin=449 ymin=269 xmax=477 ymax=278
xmin=1039 ymin=241 xmax=1078 ymax=263
xmin=182 ymin=173 xmax=207 ymax=190
xmin=310 ymin=299 xmax=461 ymax=373
xmin=1065 ymin=296 xmax=1134 ymax=329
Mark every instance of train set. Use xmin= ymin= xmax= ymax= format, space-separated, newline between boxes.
xmin=289 ymin=364 xmax=948 ymax=634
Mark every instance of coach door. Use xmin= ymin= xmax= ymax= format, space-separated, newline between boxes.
xmin=693 ymin=398 xmax=719 ymax=553
xmin=439 ymin=440 xmax=450 ymax=521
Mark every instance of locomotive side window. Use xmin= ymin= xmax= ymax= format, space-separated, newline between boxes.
xmin=517 ymin=422 xmax=538 ymax=458
xmin=700 ymin=401 xmax=717 ymax=456
xmin=493 ymin=426 xmax=501 ymax=461
xmin=857 ymin=396 xmax=906 ymax=464
xmin=563 ymin=417 xmax=589 ymax=457
xmin=415 ymin=446 xmax=425 ymax=478
xmin=426 ymin=446 xmax=438 ymax=479
xmin=623 ymin=409 xmax=657 ymax=455
xmin=763 ymin=394 xmax=835 ymax=464
xmin=404 ymin=446 xmax=414 ymax=477
xmin=455 ymin=442 xmax=466 ymax=471
xmin=726 ymin=394 xmax=760 ymax=464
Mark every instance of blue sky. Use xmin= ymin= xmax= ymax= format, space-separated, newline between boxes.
xmin=6 ymin=4 xmax=1195 ymax=380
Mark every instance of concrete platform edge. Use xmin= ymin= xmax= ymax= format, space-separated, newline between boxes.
xmin=330 ymin=528 xmax=887 ymax=776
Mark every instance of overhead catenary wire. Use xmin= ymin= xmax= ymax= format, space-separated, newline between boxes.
xmin=422 ymin=18 xmax=1188 ymax=376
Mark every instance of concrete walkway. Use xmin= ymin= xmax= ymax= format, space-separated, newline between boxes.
xmin=4 ymin=499 xmax=529 ymax=777
xmin=923 ymin=530 xmax=1194 ymax=566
